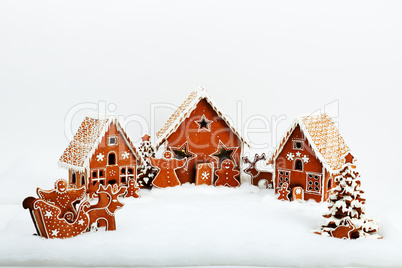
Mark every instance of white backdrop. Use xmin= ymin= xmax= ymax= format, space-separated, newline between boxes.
xmin=0 ymin=0 xmax=401 ymax=211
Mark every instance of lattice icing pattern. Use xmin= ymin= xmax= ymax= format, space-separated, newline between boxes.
xmin=59 ymin=117 xmax=109 ymax=169
xmin=300 ymin=114 xmax=350 ymax=171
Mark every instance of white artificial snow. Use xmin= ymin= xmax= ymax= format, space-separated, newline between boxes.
xmin=0 ymin=183 xmax=401 ymax=267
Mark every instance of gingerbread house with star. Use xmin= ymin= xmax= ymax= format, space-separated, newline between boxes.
xmin=154 ymin=89 xmax=248 ymax=187
xmin=58 ymin=115 xmax=142 ymax=196
xmin=269 ymin=113 xmax=351 ymax=202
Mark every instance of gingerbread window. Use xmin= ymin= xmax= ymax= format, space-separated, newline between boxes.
xmin=213 ymin=145 xmax=234 ymax=165
xmin=277 ymin=170 xmax=290 ymax=188
xmin=120 ymin=166 xmax=135 ymax=185
xmin=306 ymin=172 xmax=321 ymax=193
xmin=195 ymin=114 xmax=213 ymax=132
xmin=92 ymin=169 xmax=105 ymax=185
xmin=108 ymin=136 xmax=118 ymax=146
xmin=294 ymin=159 xmax=303 ymax=171
xmin=108 ymin=152 xmax=116 ymax=165
xmin=327 ymin=178 xmax=332 ymax=189
xmin=71 ymin=173 xmax=76 ymax=184
xmin=81 ymin=175 xmax=86 ymax=186
xmin=293 ymin=140 xmax=304 ymax=150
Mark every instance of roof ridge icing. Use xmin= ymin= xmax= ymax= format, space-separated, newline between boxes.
xmin=155 ymin=89 xmax=248 ymax=147
xmin=270 ymin=113 xmax=351 ymax=173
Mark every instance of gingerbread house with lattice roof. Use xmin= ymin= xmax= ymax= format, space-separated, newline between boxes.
xmin=269 ymin=113 xmax=351 ymax=202
xmin=58 ymin=115 xmax=142 ymax=196
xmin=155 ymin=89 xmax=248 ymax=186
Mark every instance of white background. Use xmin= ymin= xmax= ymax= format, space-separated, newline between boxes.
xmin=0 ymin=1 xmax=401 ymax=266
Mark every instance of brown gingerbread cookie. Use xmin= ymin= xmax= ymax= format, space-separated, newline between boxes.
xmin=37 ymin=179 xmax=86 ymax=221
xmin=150 ymin=151 xmax=186 ymax=188
xmin=277 ymin=182 xmax=291 ymax=201
xmin=23 ymin=197 xmax=90 ymax=239
xmin=85 ymin=185 xmax=127 ymax=231
xmin=214 ymin=159 xmax=240 ymax=187
xmin=125 ymin=178 xmax=140 ymax=198
xmin=330 ymin=219 xmax=357 ymax=239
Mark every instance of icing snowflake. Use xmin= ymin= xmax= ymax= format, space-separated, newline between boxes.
xmin=44 ymin=211 xmax=53 ymax=218
xmin=286 ymin=153 xmax=295 ymax=161
xmin=201 ymin=171 xmax=209 ymax=180
xmin=96 ymin=153 xmax=105 ymax=162
xmin=122 ymin=151 xmax=130 ymax=160
xmin=51 ymin=229 xmax=59 ymax=236
xmin=78 ymin=219 xmax=85 ymax=226
xmin=295 ymin=188 xmax=302 ymax=194
xmin=296 ymin=152 xmax=301 ymax=157
xmin=109 ymin=170 xmax=116 ymax=176
xmin=302 ymin=155 xmax=310 ymax=163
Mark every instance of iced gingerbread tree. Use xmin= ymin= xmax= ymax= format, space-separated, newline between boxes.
xmin=316 ymin=153 xmax=381 ymax=239
xmin=137 ymin=134 xmax=158 ymax=188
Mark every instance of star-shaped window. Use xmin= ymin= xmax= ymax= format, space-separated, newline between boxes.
xmin=210 ymin=141 xmax=238 ymax=166
xmin=195 ymin=115 xmax=213 ymax=131
xmin=171 ymin=142 xmax=196 ymax=171
xmin=173 ymin=145 xmax=193 ymax=160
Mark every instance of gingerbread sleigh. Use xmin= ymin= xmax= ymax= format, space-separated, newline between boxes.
xmin=23 ymin=179 xmax=127 ymax=239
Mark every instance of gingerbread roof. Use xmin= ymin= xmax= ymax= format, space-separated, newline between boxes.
xmin=58 ymin=115 xmax=141 ymax=172
xmin=155 ymin=89 xmax=248 ymax=148
xmin=270 ymin=113 xmax=351 ymax=174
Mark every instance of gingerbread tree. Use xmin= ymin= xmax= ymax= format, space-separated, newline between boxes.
xmin=137 ymin=134 xmax=158 ymax=188
xmin=316 ymin=153 xmax=381 ymax=239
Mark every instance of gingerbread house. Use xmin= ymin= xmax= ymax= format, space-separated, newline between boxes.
xmin=58 ymin=116 xmax=142 ymax=196
xmin=155 ymin=89 xmax=248 ymax=186
xmin=269 ymin=113 xmax=351 ymax=202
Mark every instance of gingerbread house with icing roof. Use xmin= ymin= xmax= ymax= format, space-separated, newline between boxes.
xmin=58 ymin=115 xmax=142 ymax=196
xmin=269 ymin=113 xmax=351 ymax=202
xmin=155 ymin=89 xmax=248 ymax=186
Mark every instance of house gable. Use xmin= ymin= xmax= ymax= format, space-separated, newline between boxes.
xmin=275 ymin=125 xmax=326 ymax=202
xmin=60 ymin=117 xmax=141 ymax=191
xmin=156 ymin=89 xmax=247 ymax=148
xmin=89 ymin=122 xmax=139 ymax=170
xmin=165 ymin=98 xmax=242 ymax=184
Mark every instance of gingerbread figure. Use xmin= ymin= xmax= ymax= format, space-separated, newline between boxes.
xmin=125 ymin=178 xmax=140 ymax=198
xmin=214 ymin=159 xmax=240 ymax=187
xmin=277 ymin=182 xmax=291 ymax=201
xmin=37 ymin=179 xmax=86 ymax=222
xmin=150 ymin=151 xmax=186 ymax=188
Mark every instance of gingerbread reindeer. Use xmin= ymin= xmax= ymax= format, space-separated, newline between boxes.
xmin=243 ymin=153 xmax=273 ymax=189
xmin=85 ymin=184 xmax=127 ymax=231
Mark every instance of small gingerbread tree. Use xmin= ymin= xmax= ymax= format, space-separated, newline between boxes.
xmin=137 ymin=134 xmax=158 ymax=188
xmin=316 ymin=153 xmax=381 ymax=239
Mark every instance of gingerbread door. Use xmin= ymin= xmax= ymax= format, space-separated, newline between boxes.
xmin=292 ymin=186 xmax=304 ymax=201
xmin=195 ymin=163 xmax=214 ymax=185
xmin=106 ymin=165 xmax=119 ymax=185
